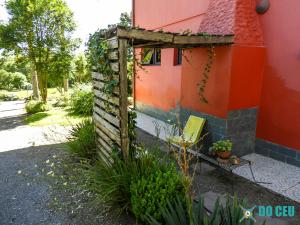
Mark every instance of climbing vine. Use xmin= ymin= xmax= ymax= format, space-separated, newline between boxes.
xmin=86 ymin=28 xmax=119 ymax=109
xmin=198 ymin=45 xmax=215 ymax=104
xmin=182 ymin=44 xmax=215 ymax=104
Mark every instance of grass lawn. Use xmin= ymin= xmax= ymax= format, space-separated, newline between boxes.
xmin=0 ymin=88 xmax=67 ymax=100
xmin=0 ymin=89 xmax=30 ymax=99
xmin=25 ymin=107 xmax=88 ymax=126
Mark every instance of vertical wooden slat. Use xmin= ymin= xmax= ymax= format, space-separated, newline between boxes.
xmin=118 ymin=38 xmax=129 ymax=159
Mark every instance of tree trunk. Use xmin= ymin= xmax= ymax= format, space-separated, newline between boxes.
xmin=63 ymin=78 xmax=68 ymax=92
xmin=31 ymin=70 xmax=39 ymax=100
xmin=37 ymin=71 xmax=48 ymax=102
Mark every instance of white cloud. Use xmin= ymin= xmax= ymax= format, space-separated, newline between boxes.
xmin=67 ymin=0 xmax=132 ymax=46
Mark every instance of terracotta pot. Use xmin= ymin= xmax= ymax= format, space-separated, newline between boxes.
xmin=216 ymin=151 xmax=231 ymax=159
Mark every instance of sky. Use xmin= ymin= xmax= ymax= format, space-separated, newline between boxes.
xmin=0 ymin=0 xmax=132 ymax=50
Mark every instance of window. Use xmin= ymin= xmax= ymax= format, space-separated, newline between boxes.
xmin=142 ymin=48 xmax=161 ymax=65
xmin=174 ymin=48 xmax=183 ymax=65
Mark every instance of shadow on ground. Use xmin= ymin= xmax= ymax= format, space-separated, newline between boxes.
xmin=0 ymin=143 xmax=137 ymax=225
xmin=0 ymin=114 xmax=26 ymax=131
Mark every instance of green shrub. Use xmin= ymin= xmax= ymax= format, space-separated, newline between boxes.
xmin=10 ymin=72 xmax=27 ymax=89
xmin=69 ymin=84 xmax=94 ymax=116
xmin=0 ymin=92 xmax=19 ymax=101
xmin=67 ymin=119 xmax=97 ymax=160
xmin=84 ymin=147 xmax=186 ymax=216
xmin=0 ymin=69 xmax=12 ymax=90
xmin=25 ymin=100 xmax=49 ymax=114
xmin=0 ymin=70 xmax=27 ymax=90
xmin=130 ymin=162 xmax=185 ymax=222
xmin=53 ymin=94 xmax=70 ymax=107
xmin=147 ymin=194 xmax=266 ymax=225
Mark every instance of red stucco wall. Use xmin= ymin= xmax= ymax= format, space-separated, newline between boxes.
xmin=256 ymin=0 xmax=300 ymax=150
xmin=228 ymin=45 xmax=266 ymax=110
xmin=134 ymin=0 xmax=300 ymax=151
xmin=180 ymin=47 xmax=232 ymax=118
xmin=135 ymin=48 xmax=182 ymax=112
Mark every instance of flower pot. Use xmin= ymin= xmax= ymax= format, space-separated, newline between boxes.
xmin=216 ymin=151 xmax=231 ymax=159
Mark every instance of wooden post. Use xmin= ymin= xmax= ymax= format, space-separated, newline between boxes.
xmin=118 ymin=38 xmax=129 ymax=159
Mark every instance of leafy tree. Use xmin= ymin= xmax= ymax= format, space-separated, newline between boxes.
xmin=0 ymin=53 xmax=31 ymax=80
xmin=48 ymin=39 xmax=78 ymax=92
xmin=0 ymin=0 xmax=77 ymax=102
xmin=74 ymin=53 xmax=89 ymax=83
xmin=119 ymin=12 xmax=132 ymax=28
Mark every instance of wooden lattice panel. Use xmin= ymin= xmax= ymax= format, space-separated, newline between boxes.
xmin=92 ymin=37 xmax=128 ymax=162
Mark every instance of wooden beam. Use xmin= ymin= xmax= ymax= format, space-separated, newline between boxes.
xmin=118 ymin=38 xmax=129 ymax=159
xmin=107 ymin=37 xmax=118 ymax=49
xmin=116 ymin=27 xmax=234 ymax=47
xmin=174 ymin=35 xmax=234 ymax=45
xmin=94 ymin=89 xmax=119 ymax=106
xmin=117 ymin=27 xmax=174 ymax=43
xmin=93 ymin=80 xmax=119 ymax=95
xmin=108 ymin=50 xmax=118 ymax=60
xmin=92 ymin=71 xmax=119 ymax=82
xmin=94 ymin=106 xmax=120 ymax=128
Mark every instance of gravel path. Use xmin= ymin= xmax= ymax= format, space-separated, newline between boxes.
xmin=0 ymin=101 xmax=136 ymax=225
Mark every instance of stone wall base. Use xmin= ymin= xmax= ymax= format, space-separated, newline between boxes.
xmin=255 ymin=138 xmax=300 ymax=168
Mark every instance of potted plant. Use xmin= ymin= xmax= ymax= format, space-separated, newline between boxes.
xmin=211 ymin=140 xmax=232 ymax=159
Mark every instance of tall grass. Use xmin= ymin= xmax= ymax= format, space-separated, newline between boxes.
xmin=67 ymin=119 xmax=97 ymax=160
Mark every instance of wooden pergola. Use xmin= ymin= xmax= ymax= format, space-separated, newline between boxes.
xmin=92 ymin=26 xmax=234 ymax=161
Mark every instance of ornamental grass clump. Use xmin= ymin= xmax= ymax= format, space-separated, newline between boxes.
xmin=67 ymin=119 xmax=97 ymax=160
xmin=147 ymin=194 xmax=266 ymax=225
xmin=83 ymin=147 xmax=187 ymax=218
xmin=25 ymin=100 xmax=49 ymax=114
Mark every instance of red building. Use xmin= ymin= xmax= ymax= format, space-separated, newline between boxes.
xmin=132 ymin=0 xmax=300 ymax=167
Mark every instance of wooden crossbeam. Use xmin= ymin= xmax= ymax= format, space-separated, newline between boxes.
xmin=116 ymin=27 xmax=234 ymax=47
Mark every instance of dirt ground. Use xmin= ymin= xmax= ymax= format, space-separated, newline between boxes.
xmin=0 ymin=101 xmax=137 ymax=225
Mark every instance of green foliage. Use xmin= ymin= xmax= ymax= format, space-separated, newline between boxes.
xmin=0 ymin=92 xmax=19 ymax=101
xmin=67 ymin=119 xmax=97 ymax=160
xmin=25 ymin=100 xmax=49 ymax=114
xmin=69 ymin=84 xmax=94 ymax=116
xmin=10 ymin=72 xmax=27 ymax=89
xmin=0 ymin=53 xmax=31 ymax=80
xmin=128 ymin=110 xmax=137 ymax=148
xmin=130 ymin=162 xmax=185 ymax=222
xmin=0 ymin=69 xmax=12 ymax=89
xmin=212 ymin=140 xmax=233 ymax=152
xmin=86 ymin=12 xmax=132 ymax=104
xmin=147 ymin=195 xmax=266 ymax=225
xmin=119 ymin=12 xmax=132 ymax=28
xmin=0 ymin=69 xmax=27 ymax=90
xmin=73 ymin=53 xmax=90 ymax=83
xmin=83 ymin=147 xmax=186 ymax=216
xmin=1 ymin=0 xmax=77 ymax=101
xmin=52 ymin=94 xmax=70 ymax=107
xmin=25 ymin=112 xmax=50 ymax=124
